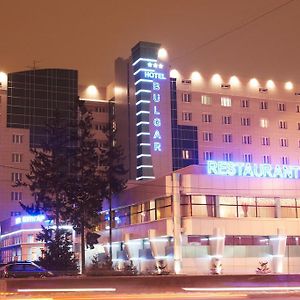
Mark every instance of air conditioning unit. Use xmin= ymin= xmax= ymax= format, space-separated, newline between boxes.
xmin=221 ymin=83 xmax=231 ymax=89
xmin=259 ymin=87 xmax=268 ymax=93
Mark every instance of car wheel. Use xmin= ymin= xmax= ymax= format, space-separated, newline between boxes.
xmin=39 ymin=274 xmax=46 ymax=278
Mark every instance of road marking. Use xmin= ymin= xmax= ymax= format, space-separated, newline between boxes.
xmin=183 ymin=286 xmax=300 ymax=292
xmin=18 ymin=288 xmax=116 ymax=292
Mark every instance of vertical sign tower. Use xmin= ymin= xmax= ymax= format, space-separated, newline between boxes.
xmin=131 ymin=42 xmax=172 ymax=180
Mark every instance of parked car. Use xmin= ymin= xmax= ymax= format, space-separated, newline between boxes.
xmin=0 ymin=261 xmax=54 ymax=278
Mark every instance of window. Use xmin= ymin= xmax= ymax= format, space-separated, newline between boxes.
xmin=219 ymin=196 xmax=237 ymax=218
xmin=202 ymin=114 xmax=212 ymax=123
xmin=181 ymin=195 xmax=216 ymax=218
xmin=203 ymin=132 xmax=213 ymax=142
xmin=241 ymin=99 xmax=249 ymax=108
xmin=261 ymin=137 xmax=270 ymax=146
xmin=222 ymin=116 xmax=231 ymax=125
xmin=243 ymin=153 xmax=253 ymax=163
xmin=279 ymin=120 xmax=287 ymax=129
xmin=11 ymin=191 xmax=22 ymax=201
xmin=12 ymin=153 xmax=23 ymax=163
xmin=156 ymin=197 xmax=172 ymax=219
xmin=95 ymin=123 xmax=107 ymax=131
xmin=203 ymin=151 xmax=213 ymax=160
xmin=182 ymin=112 xmax=192 ymax=121
xmin=98 ymin=140 xmax=108 ymax=148
xmin=223 ymin=134 xmax=232 ymax=143
xmin=281 ymin=199 xmax=297 ymax=218
xmin=260 ymin=119 xmax=269 ymax=128
xmin=241 ymin=117 xmax=251 ymax=126
xmin=297 ymin=105 xmax=300 ymax=113
xmin=242 ymin=135 xmax=252 ymax=144
xmin=27 ymin=234 xmax=34 ymax=243
xmin=12 ymin=134 xmax=23 ymax=144
xmin=10 ymin=211 xmax=21 ymax=216
xmin=281 ymin=156 xmax=289 ymax=165
xmin=278 ymin=103 xmax=286 ymax=111
xmin=298 ymin=123 xmax=300 ymax=130
xmin=95 ymin=106 xmax=106 ymax=113
xmin=260 ymin=101 xmax=268 ymax=110
xmin=221 ymin=97 xmax=231 ymax=107
xmin=256 ymin=198 xmax=275 ymax=218
xmin=11 ymin=172 xmax=22 ymax=182
xmin=223 ymin=153 xmax=233 ymax=161
xmin=201 ymin=95 xmax=212 ymax=105
xmin=280 ymin=138 xmax=288 ymax=147
xmin=263 ymin=155 xmax=271 ymax=164
xmin=182 ymin=92 xmax=191 ymax=103
xmin=182 ymin=150 xmax=190 ymax=159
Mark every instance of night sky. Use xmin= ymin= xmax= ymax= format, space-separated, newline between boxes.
xmin=0 ymin=0 xmax=299 ymax=87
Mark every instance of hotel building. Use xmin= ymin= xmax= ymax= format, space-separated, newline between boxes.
xmin=94 ymin=41 xmax=300 ymax=275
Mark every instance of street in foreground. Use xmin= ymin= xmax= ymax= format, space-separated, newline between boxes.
xmin=2 ymin=290 xmax=300 ymax=300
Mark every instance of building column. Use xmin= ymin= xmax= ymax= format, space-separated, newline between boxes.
xmin=271 ymin=228 xmax=286 ymax=273
xmin=209 ymin=227 xmax=225 ymax=274
xmin=172 ymin=172 xmax=182 ymax=274
xmin=275 ymin=197 xmax=281 ymax=218
xmin=215 ymin=195 xmax=220 ymax=217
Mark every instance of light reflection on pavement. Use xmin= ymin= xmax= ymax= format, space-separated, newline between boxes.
xmin=4 ymin=292 xmax=300 ymax=300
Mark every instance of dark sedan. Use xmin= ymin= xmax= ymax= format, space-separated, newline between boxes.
xmin=0 ymin=262 xmax=53 ymax=278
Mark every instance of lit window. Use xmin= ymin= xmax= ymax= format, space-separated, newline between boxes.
xmin=203 ymin=151 xmax=213 ymax=160
xmin=12 ymin=134 xmax=23 ymax=144
xmin=182 ymin=150 xmax=190 ymax=159
xmin=223 ymin=133 xmax=232 ymax=143
xmin=280 ymin=138 xmax=288 ymax=147
xmin=260 ymin=101 xmax=268 ymax=110
xmin=202 ymin=114 xmax=212 ymax=123
xmin=281 ymin=156 xmax=289 ymax=165
xmin=261 ymin=137 xmax=270 ymax=146
xmin=95 ymin=106 xmax=106 ymax=113
xmin=263 ymin=155 xmax=271 ymax=164
xmin=27 ymin=234 xmax=34 ymax=243
xmin=278 ymin=103 xmax=286 ymax=111
xmin=11 ymin=191 xmax=22 ymax=201
xmin=203 ymin=132 xmax=213 ymax=142
xmin=241 ymin=99 xmax=249 ymax=108
xmin=241 ymin=117 xmax=251 ymax=126
xmin=12 ymin=153 xmax=23 ymax=163
xmin=221 ymin=97 xmax=232 ymax=107
xmin=279 ymin=120 xmax=288 ymax=129
xmin=223 ymin=153 xmax=233 ymax=161
xmin=182 ymin=92 xmax=192 ymax=103
xmin=11 ymin=172 xmax=22 ymax=182
xmin=242 ymin=135 xmax=252 ymax=144
xmin=95 ymin=123 xmax=108 ymax=131
xmin=260 ymin=119 xmax=269 ymax=128
xmin=222 ymin=116 xmax=232 ymax=125
xmin=201 ymin=95 xmax=212 ymax=105
xmin=243 ymin=153 xmax=253 ymax=163
xmin=182 ymin=112 xmax=192 ymax=121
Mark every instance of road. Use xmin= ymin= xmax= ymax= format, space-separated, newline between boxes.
xmin=3 ymin=274 xmax=300 ymax=299
xmin=2 ymin=291 xmax=300 ymax=300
